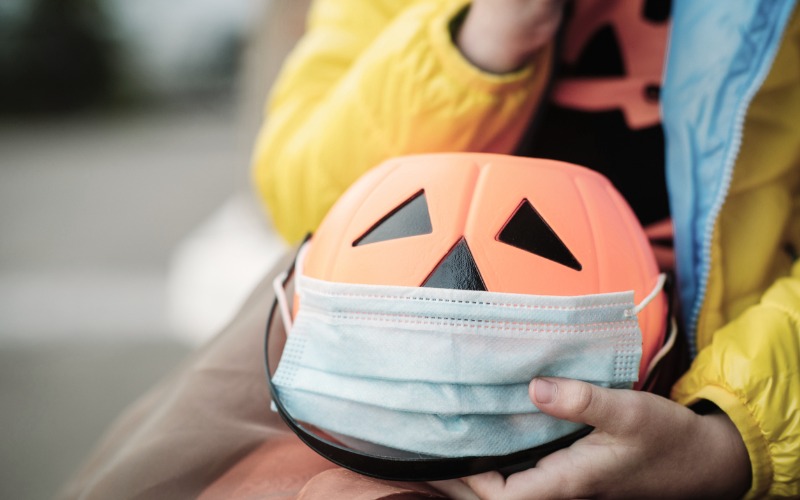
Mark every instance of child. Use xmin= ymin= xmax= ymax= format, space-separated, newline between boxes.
xmin=251 ymin=0 xmax=800 ymax=497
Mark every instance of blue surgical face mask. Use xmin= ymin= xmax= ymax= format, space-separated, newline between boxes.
xmin=268 ymin=243 xmax=668 ymax=474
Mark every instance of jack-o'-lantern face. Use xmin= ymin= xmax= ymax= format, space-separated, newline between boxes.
xmin=303 ymin=153 xmax=666 ymax=383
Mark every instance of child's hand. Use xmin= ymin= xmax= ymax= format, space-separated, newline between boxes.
xmin=462 ymin=378 xmax=751 ymax=499
xmin=456 ymin=0 xmax=567 ymax=73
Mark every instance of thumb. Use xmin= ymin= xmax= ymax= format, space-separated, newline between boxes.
xmin=530 ymin=378 xmax=634 ymax=434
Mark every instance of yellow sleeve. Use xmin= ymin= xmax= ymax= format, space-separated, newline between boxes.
xmin=672 ymin=260 xmax=800 ymax=498
xmin=251 ymin=0 xmax=553 ymax=242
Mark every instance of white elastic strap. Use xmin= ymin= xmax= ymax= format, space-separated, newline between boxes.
xmin=626 ymin=273 xmax=667 ymax=317
xmin=272 ymin=241 xmax=312 ymax=336
xmin=272 ymin=270 xmax=293 ymax=333
xmin=644 ymin=314 xmax=678 ymax=380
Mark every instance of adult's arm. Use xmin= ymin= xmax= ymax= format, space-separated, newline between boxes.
xmin=672 ymin=260 xmax=800 ymax=498
xmin=251 ymin=0 xmax=554 ymax=242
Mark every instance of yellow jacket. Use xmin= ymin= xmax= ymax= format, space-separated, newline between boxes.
xmin=251 ymin=0 xmax=800 ymax=496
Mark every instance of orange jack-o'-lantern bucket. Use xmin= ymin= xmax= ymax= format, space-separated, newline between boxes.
xmin=266 ymin=153 xmax=674 ymax=481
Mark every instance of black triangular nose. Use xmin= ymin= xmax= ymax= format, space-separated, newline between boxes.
xmin=422 ymin=238 xmax=487 ymax=291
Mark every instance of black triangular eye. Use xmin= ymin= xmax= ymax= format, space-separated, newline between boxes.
xmin=422 ymin=238 xmax=487 ymax=291
xmin=497 ymin=199 xmax=582 ymax=271
xmin=353 ymin=190 xmax=433 ymax=246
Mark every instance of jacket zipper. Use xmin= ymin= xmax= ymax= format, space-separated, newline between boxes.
xmin=687 ymin=1 xmax=796 ymax=356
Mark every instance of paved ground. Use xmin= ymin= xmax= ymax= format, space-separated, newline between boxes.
xmin=0 ymin=100 xmax=276 ymax=499
xmin=0 ymin=340 xmax=190 ymax=500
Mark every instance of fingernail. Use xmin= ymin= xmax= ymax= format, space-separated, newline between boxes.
xmin=534 ymin=378 xmax=557 ymax=404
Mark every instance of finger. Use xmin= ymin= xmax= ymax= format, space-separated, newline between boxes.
xmin=463 ymin=462 xmax=585 ymax=500
xmin=530 ymin=378 xmax=640 ymax=434
xmin=643 ymin=217 xmax=673 ymax=240
xmin=461 ymin=471 xmax=510 ymax=500
xmin=429 ymin=479 xmax=481 ymax=500
xmin=651 ymin=244 xmax=675 ymax=272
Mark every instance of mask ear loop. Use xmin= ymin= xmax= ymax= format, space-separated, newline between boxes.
xmin=644 ymin=315 xmax=678 ymax=380
xmin=271 ymin=240 xmax=312 ymax=334
xmin=622 ymin=273 xmax=677 ymax=383
xmin=636 ymin=272 xmax=680 ymax=385
xmin=272 ymin=271 xmax=293 ymax=333
xmin=626 ymin=273 xmax=667 ymax=317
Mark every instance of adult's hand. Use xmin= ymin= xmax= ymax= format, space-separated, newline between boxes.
xmin=457 ymin=0 xmax=567 ymax=73
xmin=462 ymin=378 xmax=751 ymax=499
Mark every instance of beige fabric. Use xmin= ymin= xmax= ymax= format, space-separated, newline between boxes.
xmin=59 ymin=251 xmax=295 ymax=499
xmin=60 ymin=251 xmax=444 ymax=499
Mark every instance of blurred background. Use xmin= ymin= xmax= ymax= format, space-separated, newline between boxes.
xmin=0 ymin=0 xmax=310 ymax=497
